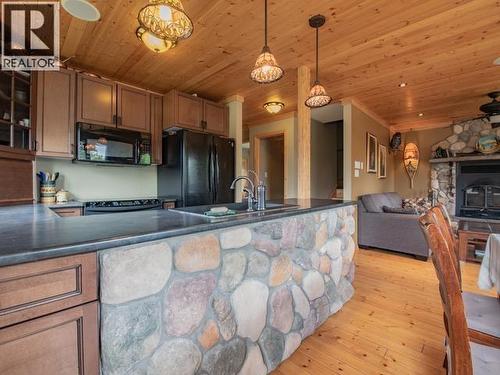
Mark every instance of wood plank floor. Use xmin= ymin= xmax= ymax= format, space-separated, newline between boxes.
xmin=273 ymin=248 xmax=495 ymax=375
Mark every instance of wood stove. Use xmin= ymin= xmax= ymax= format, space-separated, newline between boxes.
xmin=456 ymin=161 xmax=500 ymax=220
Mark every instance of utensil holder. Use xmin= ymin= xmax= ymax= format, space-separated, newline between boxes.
xmin=40 ymin=181 xmax=56 ymax=204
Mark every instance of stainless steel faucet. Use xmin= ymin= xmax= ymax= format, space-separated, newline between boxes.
xmin=230 ymin=176 xmax=255 ymax=211
xmin=248 ymin=170 xmax=266 ymax=211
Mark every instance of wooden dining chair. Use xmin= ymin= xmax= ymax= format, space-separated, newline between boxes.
xmin=419 ymin=213 xmax=500 ymax=374
xmin=428 ymin=205 xmax=500 ymax=348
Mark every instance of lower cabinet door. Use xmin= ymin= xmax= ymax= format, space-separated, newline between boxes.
xmin=0 ymin=302 xmax=99 ymax=375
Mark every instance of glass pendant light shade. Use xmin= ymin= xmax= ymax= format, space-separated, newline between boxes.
xmin=251 ymin=0 xmax=284 ymax=84
xmin=138 ymin=0 xmax=193 ymax=41
xmin=136 ymin=27 xmax=176 ymax=53
xmin=251 ymin=46 xmax=284 ymax=84
xmin=305 ymin=15 xmax=332 ymax=108
xmin=305 ymin=83 xmax=332 ymax=108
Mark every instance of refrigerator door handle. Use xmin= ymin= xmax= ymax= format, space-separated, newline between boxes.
xmin=213 ymin=144 xmax=218 ymax=202
xmin=208 ymin=145 xmax=212 ymax=193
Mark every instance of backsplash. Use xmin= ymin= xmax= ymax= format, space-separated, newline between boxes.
xmin=35 ymin=158 xmax=158 ymax=201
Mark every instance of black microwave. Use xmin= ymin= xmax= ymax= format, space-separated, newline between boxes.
xmin=76 ymin=123 xmax=151 ymax=165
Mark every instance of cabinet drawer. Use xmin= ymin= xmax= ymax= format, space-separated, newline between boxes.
xmin=0 ymin=301 xmax=99 ymax=375
xmin=0 ymin=253 xmax=97 ymax=328
xmin=163 ymin=201 xmax=175 ymax=209
xmin=51 ymin=207 xmax=83 ymax=217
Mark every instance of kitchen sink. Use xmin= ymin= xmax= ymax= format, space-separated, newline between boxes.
xmin=171 ymin=202 xmax=299 ymax=219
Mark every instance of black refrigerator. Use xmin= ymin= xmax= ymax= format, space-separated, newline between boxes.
xmin=157 ymin=130 xmax=235 ymax=207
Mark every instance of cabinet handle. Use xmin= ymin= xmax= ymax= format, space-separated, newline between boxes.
xmin=118 ymin=116 xmax=122 ymax=125
xmin=113 ymin=115 xmax=117 ymax=124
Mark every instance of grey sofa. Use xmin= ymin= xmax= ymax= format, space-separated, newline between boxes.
xmin=358 ymin=192 xmax=429 ymax=260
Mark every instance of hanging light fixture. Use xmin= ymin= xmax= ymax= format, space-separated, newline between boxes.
xmin=264 ymin=101 xmax=285 ymax=114
xmin=250 ymin=0 xmax=284 ymax=84
xmin=136 ymin=27 xmax=177 ymax=53
xmin=138 ymin=0 xmax=193 ymax=40
xmin=305 ymin=15 xmax=332 ymax=108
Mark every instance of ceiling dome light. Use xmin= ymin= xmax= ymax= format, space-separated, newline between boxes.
xmin=305 ymin=15 xmax=332 ymax=108
xmin=264 ymin=101 xmax=285 ymax=114
xmin=138 ymin=0 xmax=193 ymax=42
xmin=399 ymin=82 xmax=407 ymax=88
xmin=61 ymin=0 xmax=101 ymax=22
xmin=136 ymin=27 xmax=176 ymax=53
xmin=250 ymin=0 xmax=284 ymax=84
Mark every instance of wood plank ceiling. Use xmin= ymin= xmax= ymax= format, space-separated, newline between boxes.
xmin=61 ymin=0 xmax=500 ymax=131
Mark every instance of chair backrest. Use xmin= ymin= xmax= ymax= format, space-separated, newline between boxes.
xmin=419 ymin=212 xmax=472 ymax=375
xmin=429 ymin=205 xmax=462 ymax=286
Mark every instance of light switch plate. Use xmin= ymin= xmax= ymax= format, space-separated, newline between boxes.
xmin=354 ymin=161 xmax=361 ymax=169
xmin=354 ymin=169 xmax=360 ymax=178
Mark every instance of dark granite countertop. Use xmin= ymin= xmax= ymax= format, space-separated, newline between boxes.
xmin=0 ymin=199 xmax=355 ymax=267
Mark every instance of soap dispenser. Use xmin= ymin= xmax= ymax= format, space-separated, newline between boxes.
xmin=256 ymin=180 xmax=266 ymax=211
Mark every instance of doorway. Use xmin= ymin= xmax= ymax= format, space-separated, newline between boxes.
xmin=254 ymin=133 xmax=285 ymax=200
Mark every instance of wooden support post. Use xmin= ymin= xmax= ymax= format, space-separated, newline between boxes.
xmin=297 ymin=65 xmax=311 ymax=199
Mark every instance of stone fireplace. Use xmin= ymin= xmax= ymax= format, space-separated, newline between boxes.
xmin=430 ymin=118 xmax=500 ymax=218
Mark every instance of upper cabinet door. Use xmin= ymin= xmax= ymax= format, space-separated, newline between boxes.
xmin=150 ymin=94 xmax=163 ymax=165
xmin=117 ymin=84 xmax=150 ymax=132
xmin=76 ymin=74 xmax=116 ymax=127
xmin=203 ymin=100 xmax=228 ymax=136
xmin=36 ymin=69 xmax=76 ymax=158
xmin=177 ymin=92 xmax=203 ymax=130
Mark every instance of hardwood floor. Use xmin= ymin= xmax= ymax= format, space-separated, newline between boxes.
xmin=273 ymin=248 xmax=495 ymax=375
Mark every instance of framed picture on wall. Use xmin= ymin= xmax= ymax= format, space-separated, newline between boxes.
xmin=378 ymin=144 xmax=387 ymax=179
xmin=366 ymin=132 xmax=378 ymax=173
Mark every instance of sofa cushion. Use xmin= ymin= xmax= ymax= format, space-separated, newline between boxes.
xmin=361 ymin=193 xmax=403 ymax=213
xmin=382 ymin=206 xmax=418 ymax=215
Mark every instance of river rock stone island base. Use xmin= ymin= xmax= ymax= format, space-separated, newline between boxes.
xmin=100 ymin=205 xmax=357 ymax=375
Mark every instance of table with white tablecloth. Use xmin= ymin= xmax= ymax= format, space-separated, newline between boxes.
xmin=478 ymin=233 xmax=500 ymax=293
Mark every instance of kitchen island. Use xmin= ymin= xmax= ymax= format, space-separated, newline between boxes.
xmin=0 ymin=199 xmax=357 ymax=375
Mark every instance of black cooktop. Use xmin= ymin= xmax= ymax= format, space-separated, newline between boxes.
xmin=85 ymin=199 xmax=161 ymax=208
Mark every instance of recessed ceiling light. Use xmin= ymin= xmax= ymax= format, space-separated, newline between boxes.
xmin=494 ymin=57 xmax=500 ymax=66
xmin=418 ymin=113 xmax=424 ymax=117
xmin=398 ymin=82 xmax=407 ymax=88
xmin=61 ymin=0 xmax=101 ymax=22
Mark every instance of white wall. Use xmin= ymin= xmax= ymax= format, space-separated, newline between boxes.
xmin=35 ymin=158 xmax=157 ymax=201
xmin=248 ymin=115 xmax=298 ymax=198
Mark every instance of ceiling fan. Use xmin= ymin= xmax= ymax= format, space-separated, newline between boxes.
xmin=480 ymin=91 xmax=500 ymax=116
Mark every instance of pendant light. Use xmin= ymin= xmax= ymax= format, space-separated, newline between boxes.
xmin=305 ymin=15 xmax=332 ymax=108
xmin=250 ymin=0 xmax=284 ymax=84
xmin=137 ymin=0 xmax=193 ymax=53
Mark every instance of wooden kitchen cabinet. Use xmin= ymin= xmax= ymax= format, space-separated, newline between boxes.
xmin=203 ymin=100 xmax=228 ymax=136
xmin=150 ymin=94 xmax=163 ymax=164
xmin=76 ymin=74 xmax=116 ymax=127
xmin=164 ymin=90 xmax=203 ymax=131
xmin=117 ymin=84 xmax=150 ymax=132
xmin=51 ymin=207 xmax=83 ymax=217
xmin=36 ymin=69 xmax=76 ymax=158
xmin=164 ymin=90 xmax=229 ymax=136
xmin=0 ymin=302 xmax=99 ymax=375
xmin=0 ymin=253 xmax=99 ymax=374
xmin=0 ymin=252 xmax=97 ymax=328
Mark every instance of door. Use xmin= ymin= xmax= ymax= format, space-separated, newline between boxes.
xmin=182 ymin=131 xmax=213 ymax=206
xmin=117 ymin=84 xmax=150 ymax=132
xmin=76 ymin=74 xmax=116 ymax=127
xmin=0 ymin=302 xmax=99 ymax=375
xmin=203 ymin=100 xmax=228 ymax=136
xmin=36 ymin=69 xmax=76 ymax=158
xmin=150 ymin=94 xmax=163 ymax=164
xmin=213 ymin=136 xmax=235 ymax=204
xmin=177 ymin=92 xmax=203 ymax=130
